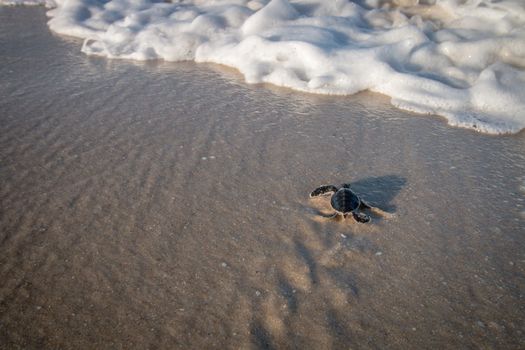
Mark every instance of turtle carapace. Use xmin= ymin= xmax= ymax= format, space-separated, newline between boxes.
xmin=310 ymin=184 xmax=371 ymax=223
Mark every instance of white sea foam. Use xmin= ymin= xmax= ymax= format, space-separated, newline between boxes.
xmin=4 ymin=0 xmax=525 ymax=134
xmin=1 ymin=0 xmax=53 ymax=6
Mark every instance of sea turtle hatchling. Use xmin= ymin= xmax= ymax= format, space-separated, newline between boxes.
xmin=309 ymin=183 xmax=376 ymax=223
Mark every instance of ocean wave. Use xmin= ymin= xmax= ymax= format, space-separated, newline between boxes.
xmin=3 ymin=0 xmax=525 ymax=134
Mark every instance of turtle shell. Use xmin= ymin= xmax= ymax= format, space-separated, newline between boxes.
xmin=330 ymin=188 xmax=360 ymax=214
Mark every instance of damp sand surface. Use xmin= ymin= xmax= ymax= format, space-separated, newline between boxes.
xmin=1 ymin=7 xmax=525 ymax=350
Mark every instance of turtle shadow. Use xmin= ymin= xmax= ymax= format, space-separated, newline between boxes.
xmin=349 ymin=175 xmax=407 ymax=213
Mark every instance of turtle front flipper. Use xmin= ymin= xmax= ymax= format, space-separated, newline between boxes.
xmin=359 ymin=200 xmax=372 ymax=209
xmin=310 ymin=185 xmax=338 ymax=198
xmin=352 ymin=211 xmax=370 ymax=223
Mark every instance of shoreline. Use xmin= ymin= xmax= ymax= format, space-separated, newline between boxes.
xmin=5 ymin=0 xmax=525 ymax=134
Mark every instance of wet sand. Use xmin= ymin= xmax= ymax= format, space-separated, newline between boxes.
xmin=1 ymin=7 xmax=525 ymax=349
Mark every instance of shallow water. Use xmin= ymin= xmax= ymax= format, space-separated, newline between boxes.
xmin=1 ymin=7 xmax=524 ymax=349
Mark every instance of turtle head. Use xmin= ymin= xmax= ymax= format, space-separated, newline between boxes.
xmin=341 ymin=183 xmax=352 ymax=189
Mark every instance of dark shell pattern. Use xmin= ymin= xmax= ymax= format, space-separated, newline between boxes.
xmin=330 ymin=188 xmax=360 ymax=213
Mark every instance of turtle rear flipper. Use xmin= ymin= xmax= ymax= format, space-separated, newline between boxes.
xmin=352 ymin=211 xmax=370 ymax=223
xmin=327 ymin=212 xmax=339 ymax=219
xmin=310 ymin=185 xmax=338 ymax=198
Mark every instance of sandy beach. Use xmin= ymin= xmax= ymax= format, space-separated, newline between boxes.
xmin=1 ymin=7 xmax=525 ymax=349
